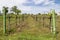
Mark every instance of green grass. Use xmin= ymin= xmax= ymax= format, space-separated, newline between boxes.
xmin=0 ymin=32 xmax=54 ymax=40
xmin=0 ymin=14 xmax=58 ymax=40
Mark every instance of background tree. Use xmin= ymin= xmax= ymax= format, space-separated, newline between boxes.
xmin=11 ymin=6 xmax=21 ymax=27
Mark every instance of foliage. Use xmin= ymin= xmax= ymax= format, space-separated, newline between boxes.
xmin=11 ymin=6 xmax=21 ymax=15
xmin=0 ymin=6 xmax=58 ymax=40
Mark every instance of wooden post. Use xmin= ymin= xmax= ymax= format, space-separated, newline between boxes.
xmin=22 ymin=14 xmax=24 ymax=21
xmin=8 ymin=16 xmax=11 ymax=32
xmin=16 ymin=15 xmax=17 ymax=26
xmin=43 ymin=16 xmax=45 ymax=27
xmin=36 ymin=15 xmax=38 ymax=21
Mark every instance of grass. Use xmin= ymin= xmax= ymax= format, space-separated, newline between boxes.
xmin=0 ymin=32 xmax=54 ymax=40
xmin=0 ymin=14 xmax=58 ymax=40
